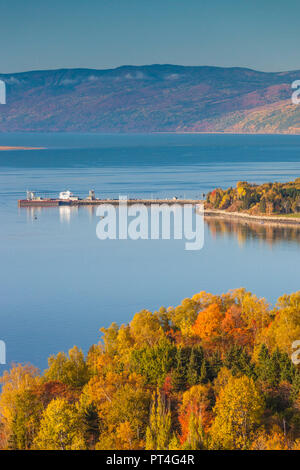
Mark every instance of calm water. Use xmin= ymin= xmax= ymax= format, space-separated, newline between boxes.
xmin=0 ymin=133 xmax=299 ymax=371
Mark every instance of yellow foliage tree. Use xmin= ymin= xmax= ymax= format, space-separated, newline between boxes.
xmin=0 ymin=364 xmax=41 ymax=448
xmin=260 ymin=291 xmax=300 ymax=353
xmin=251 ymin=430 xmax=289 ymax=450
xmin=33 ymin=398 xmax=85 ymax=450
xmin=210 ymin=375 xmax=264 ymax=450
xmin=130 ymin=310 xmax=164 ymax=347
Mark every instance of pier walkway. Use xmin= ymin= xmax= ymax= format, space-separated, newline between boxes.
xmin=18 ymin=198 xmax=204 ymax=207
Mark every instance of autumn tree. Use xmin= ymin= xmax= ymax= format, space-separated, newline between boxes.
xmin=7 ymin=390 xmax=43 ymax=450
xmin=210 ymin=374 xmax=264 ymax=449
xmin=192 ymin=303 xmax=224 ymax=347
xmin=44 ymin=346 xmax=90 ymax=389
xmin=33 ymin=398 xmax=85 ymax=450
xmin=146 ymin=391 xmax=172 ymax=450
xmin=0 ymin=363 xmax=41 ymax=449
xmin=130 ymin=310 xmax=165 ymax=347
xmin=178 ymin=384 xmax=212 ymax=448
xmin=251 ymin=429 xmax=289 ymax=450
xmin=181 ymin=412 xmax=206 ymax=450
xmin=96 ymin=381 xmax=150 ymax=450
xmin=168 ymin=298 xmax=199 ymax=336
xmin=261 ymin=292 xmax=300 ymax=354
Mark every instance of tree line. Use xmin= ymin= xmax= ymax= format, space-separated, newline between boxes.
xmin=206 ymin=178 xmax=300 ymax=215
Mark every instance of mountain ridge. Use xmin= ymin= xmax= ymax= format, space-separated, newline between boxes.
xmin=0 ymin=65 xmax=299 ymax=133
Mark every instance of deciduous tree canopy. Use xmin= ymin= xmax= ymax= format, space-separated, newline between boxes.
xmin=1 ymin=288 xmax=299 ymax=450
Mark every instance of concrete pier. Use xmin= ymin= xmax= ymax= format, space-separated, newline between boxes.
xmin=18 ymin=198 xmax=204 ymax=207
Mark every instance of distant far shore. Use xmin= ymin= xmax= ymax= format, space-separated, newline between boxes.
xmin=0 ymin=146 xmax=45 ymax=151
xmin=155 ymin=131 xmax=300 ymax=135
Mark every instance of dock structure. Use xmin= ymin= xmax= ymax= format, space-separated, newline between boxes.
xmin=18 ymin=191 xmax=204 ymax=207
xmin=18 ymin=197 xmax=204 ymax=207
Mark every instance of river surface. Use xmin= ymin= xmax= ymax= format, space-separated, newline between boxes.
xmin=0 ymin=133 xmax=299 ymax=370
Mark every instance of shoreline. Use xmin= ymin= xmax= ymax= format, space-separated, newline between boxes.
xmin=0 ymin=132 xmax=300 ymax=137
xmin=204 ymin=208 xmax=300 ymax=226
xmin=155 ymin=131 xmax=300 ymax=136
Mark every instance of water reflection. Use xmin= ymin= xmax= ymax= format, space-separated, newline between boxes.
xmin=25 ymin=206 xmax=42 ymax=222
xmin=205 ymin=216 xmax=300 ymax=247
xmin=59 ymin=206 xmax=78 ymax=224
xmin=21 ymin=205 xmax=300 ymax=247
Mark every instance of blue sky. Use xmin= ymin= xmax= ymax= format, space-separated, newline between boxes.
xmin=1 ymin=0 xmax=299 ymax=73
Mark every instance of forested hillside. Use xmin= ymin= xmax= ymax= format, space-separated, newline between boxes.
xmin=0 ymin=65 xmax=299 ymax=133
xmin=1 ymin=288 xmax=300 ymax=450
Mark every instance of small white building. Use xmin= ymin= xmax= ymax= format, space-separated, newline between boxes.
xmin=26 ymin=191 xmax=36 ymax=200
xmin=87 ymin=190 xmax=96 ymax=200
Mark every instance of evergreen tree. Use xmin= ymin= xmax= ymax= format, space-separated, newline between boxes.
xmin=259 ymin=197 xmax=266 ymax=213
xmin=171 ymin=347 xmax=190 ymax=391
xmin=130 ymin=338 xmax=176 ymax=386
xmin=186 ymin=346 xmax=204 ymax=387
xmin=206 ymin=351 xmax=222 ymax=381
xmin=82 ymin=403 xmax=100 ymax=447
xmin=199 ymin=360 xmax=207 ymax=384
xmin=257 ymin=345 xmax=295 ymax=388
xmin=291 ymin=371 xmax=300 ymax=402
xmin=277 ymin=350 xmax=295 ymax=383
xmin=225 ymin=345 xmax=255 ymax=378
xmin=257 ymin=344 xmax=272 ymax=384
xmin=186 ymin=349 xmax=198 ymax=387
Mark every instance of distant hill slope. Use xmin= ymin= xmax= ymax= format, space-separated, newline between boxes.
xmin=0 ymin=65 xmax=299 ymax=133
